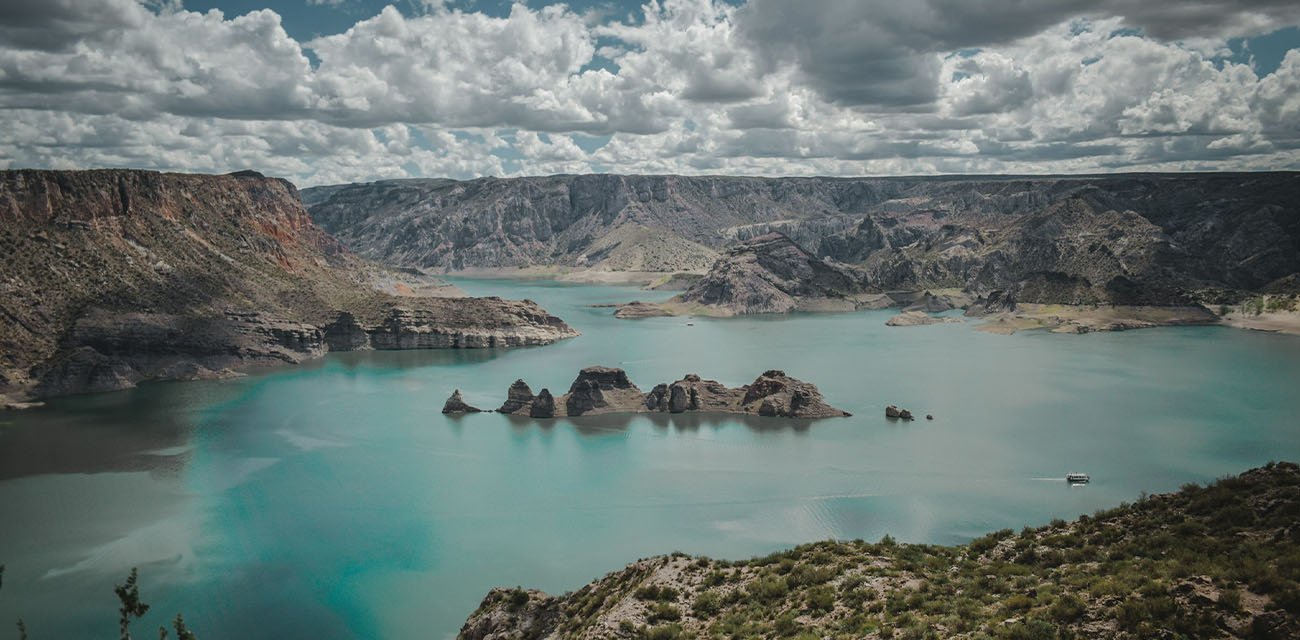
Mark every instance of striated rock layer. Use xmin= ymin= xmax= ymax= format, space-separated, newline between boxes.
xmin=0 ymin=169 xmax=577 ymax=402
xmin=461 ymin=462 xmax=1300 ymax=640
xmin=306 ymin=173 xmax=1300 ymax=308
xmin=489 ymin=367 xmax=849 ymax=419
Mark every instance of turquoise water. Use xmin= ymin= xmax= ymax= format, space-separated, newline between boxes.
xmin=2 ymin=278 xmax=1300 ymax=639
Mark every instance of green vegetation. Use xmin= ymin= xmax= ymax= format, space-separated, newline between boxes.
xmin=467 ymin=462 xmax=1300 ymax=639
xmin=0 ymin=566 xmax=197 ymax=640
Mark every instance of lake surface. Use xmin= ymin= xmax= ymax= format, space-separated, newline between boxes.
xmin=3 ymin=278 xmax=1300 ymax=639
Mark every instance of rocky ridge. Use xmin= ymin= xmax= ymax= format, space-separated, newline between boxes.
xmin=482 ymin=367 xmax=849 ymax=419
xmin=305 ymin=173 xmax=1300 ymax=308
xmin=0 ymin=169 xmax=577 ymax=402
xmin=461 ymin=462 xmax=1300 ymax=639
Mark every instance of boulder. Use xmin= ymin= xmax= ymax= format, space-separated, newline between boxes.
xmin=497 ymin=379 xmax=535 ymax=414
xmin=899 ymin=408 xmax=914 ymax=420
xmin=566 ymin=379 xmax=606 ymax=416
xmin=668 ymin=382 xmax=690 ymax=413
xmin=529 ymin=389 xmax=556 ymax=418
xmin=885 ymin=405 xmax=901 ymax=418
xmin=442 ymin=389 xmax=483 ymax=414
xmin=645 ymin=384 xmax=671 ymax=411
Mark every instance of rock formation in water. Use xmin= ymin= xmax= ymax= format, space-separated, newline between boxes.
xmin=442 ymin=390 xmax=483 ymax=414
xmin=459 ymin=462 xmax=1300 ymax=640
xmin=529 ymin=389 xmax=556 ymax=419
xmin=488 ymin=367 xmax=849 ymax=419
xmin=306 ymin=173 xmax=1300 ymax=317
xmin=496 ymin=380 xmax=536 ymax=414
xmin=0 ymin=169 xmax=578 ymax=403
xmin=885 ymin=311 xmax=963 ymax=327
xmin=884 ymin=405 xmax=915 ymax=420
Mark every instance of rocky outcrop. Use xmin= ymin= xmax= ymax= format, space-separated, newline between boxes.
xmin=442 ymin=390 xmax=482 ymax=414
xmin=459 ymin=462 xmax=1300 ymax=640
xmin=564 ymin=366 xmax=643 ymax=416
xmin=529 ymin=389 xmax=555 ymax=419
xmin=674 ymin=233 xmax=874 ymax=315
xmin=612 ymin=301 xmax=672 ymax=319
xmin=0 ymin=169 xmax=577 ymax=402
xmin=487 ymin=367 xmax=849 ymax=420
xmin=308 ymin=173 xmax=1300 ymax=314
xmin=497 ymin=380 xmax=535 ymax=414
xmin=885 ymin=311 xmax=963 ymax=327
xmin=884 ymin=405 xmax=915 ymax=420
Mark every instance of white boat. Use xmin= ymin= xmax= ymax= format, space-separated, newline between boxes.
xmin=1066 ymin=472 xmax=1090 ymax=484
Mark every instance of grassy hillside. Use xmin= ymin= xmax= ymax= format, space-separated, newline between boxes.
xmin=461 ymin=462 xmax=1300 ymax=639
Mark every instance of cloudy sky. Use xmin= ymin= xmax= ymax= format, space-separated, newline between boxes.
xmin=2 ymin=0 xmax=1298 ymax=186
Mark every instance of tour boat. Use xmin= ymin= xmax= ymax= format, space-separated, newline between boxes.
xmin=1066 ymin=472 xmax=1090 ymax=484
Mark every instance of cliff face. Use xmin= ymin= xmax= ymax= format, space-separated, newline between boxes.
xmin=305 ymin=173 xmax=1300 ymax=305
xmin=0 ymin=169 xmax=576 ymax=402
xmin=460 ymin=462 xmax=1300 ymax=640
xmin=674 ymin=233 xmax=876 ymax=314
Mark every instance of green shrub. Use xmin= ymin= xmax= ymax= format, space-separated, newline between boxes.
xmin=646 ymin=602 xmax=681 ymax=624
xmin=805 ymin=585 xmax=836 ymax=614
xmin=692 ymin=590 xmax=721 ymax=618
xmin=747 ymin=576 xmax=789 ymax=602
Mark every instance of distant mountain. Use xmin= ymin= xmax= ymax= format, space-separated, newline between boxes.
xmin=0 ymin=170 xmax=576 ymax=404
xmin=303 ymin=173 xmax=1300 ymax=306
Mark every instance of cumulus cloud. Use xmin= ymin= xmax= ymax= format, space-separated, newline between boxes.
xmin=0 ymin=0 xmax=1297 ymax=185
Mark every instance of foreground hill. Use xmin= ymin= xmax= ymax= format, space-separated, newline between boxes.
xmin=304 ymin=174 xmax=1300 ymax=310
xmin=0 ymin=170 xmax=576 ymax=404
xmin=461 ymin=462 xmax=1300 ymax=639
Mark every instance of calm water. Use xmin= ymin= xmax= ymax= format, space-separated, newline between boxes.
xmin=2 ymin=279 xmax=1300 ymax=639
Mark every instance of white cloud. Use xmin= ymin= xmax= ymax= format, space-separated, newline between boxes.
xmin=0 ymin=0 xmax=1297 ymax=185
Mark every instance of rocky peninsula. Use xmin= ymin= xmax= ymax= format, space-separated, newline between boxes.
xmin=443 ymin=367 xmax=850 ymax=419
xmin=460 ymin=462 xmax=1300 ymax=639
xmin=0 ymin=169 xmax=577 ymax=404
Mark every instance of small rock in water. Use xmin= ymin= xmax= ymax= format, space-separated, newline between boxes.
xmin=926 ymin=414 xmax=934 ymax=420
xmin=899 ymin=409 xmax=914 ymax=420
xmin=442 ymin=389 xmax=483 ymax=414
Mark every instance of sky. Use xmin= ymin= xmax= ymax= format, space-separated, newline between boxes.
xmin=1 ymin=1 xmax=1298 ymax=186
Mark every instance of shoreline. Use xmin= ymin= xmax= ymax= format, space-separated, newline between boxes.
xmin=441 ymin=267 xmax=705 ymax=287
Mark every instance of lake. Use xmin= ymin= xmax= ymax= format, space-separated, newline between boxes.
xmin=2 ymin=278 xmax=1299 ymax=639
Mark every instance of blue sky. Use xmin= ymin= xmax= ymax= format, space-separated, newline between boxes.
xmin=1 ymin=0 xmax=1297 ymax=185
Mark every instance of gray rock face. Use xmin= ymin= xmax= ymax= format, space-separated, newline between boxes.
xmin=565 ymin=380 xmax=606 ymax=416
xmin=306 ymin=173 xmax=1300 ymax=307
xmin=645 ymin=383 xmax=671 ymax=411
xmin=529 ymin=389 xmax=556 ymax=419
xmin=34 ymin=310 xmax=325 ymax=397
xmin=496 ymin=380 xmax=535 ymax=413
xmin=675 ymin=233 xmax=872 ymax=314
xmin=323 ymin=312 xmax=369 ymax=351
xmin=442 ymin=389 xmax=482 ymax=414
